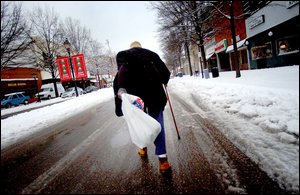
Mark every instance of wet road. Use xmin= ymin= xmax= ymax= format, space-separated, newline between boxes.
xmin=1 ymin=89 xmax=288 ymax=194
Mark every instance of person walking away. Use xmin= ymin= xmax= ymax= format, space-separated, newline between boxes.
xmin=113 ymin=41 xmax=171 ymax=173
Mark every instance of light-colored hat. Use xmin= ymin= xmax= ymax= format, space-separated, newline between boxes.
xmin=130 ymin=41 xmax=142 ymax=48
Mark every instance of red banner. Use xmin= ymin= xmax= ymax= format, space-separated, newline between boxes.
xmin=56 ymin=56 xmax=72 ymax=82
xmin=71 ymin=54 xmax=87 ymax=79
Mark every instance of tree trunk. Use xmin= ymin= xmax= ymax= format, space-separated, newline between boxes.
xmin=230 ymin=1 xmax=241 ymax=78
xmin=185 ymin=42 xmax=193 ymax=76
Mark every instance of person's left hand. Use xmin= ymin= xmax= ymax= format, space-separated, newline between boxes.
xmin=117 ymin=88 xmax=127 ymax=100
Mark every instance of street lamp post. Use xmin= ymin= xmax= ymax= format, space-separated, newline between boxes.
xmin=63 ymin=38 xmax=79 ymax=97
xmin=32 ymin=73 xmax=40 ymax=102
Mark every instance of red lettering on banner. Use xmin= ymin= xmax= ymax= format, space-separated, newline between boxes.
xmin=215 ymin=39 xmax=228 ymax=52
xmin=215 ymin=44 xmax=224 ymax=52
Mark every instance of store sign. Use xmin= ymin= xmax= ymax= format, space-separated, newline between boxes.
xmin=56 ymin=56 xmax=72 ymax=82
xmin=249 ymin=15 xmax=265 ymax=29
xmin=215 ymin=39 xmax=228 ymax=53
xmin=8 ymin=83 xmax=26 ymax=86
xmin=71 ymin=54 xmax=87 ymax=79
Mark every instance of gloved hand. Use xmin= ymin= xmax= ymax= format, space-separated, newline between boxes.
xmin=117 ymin=88 xmax=127 ymax=100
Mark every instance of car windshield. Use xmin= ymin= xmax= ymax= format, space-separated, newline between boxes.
xmin=41 ymin=88 xmax=51 ymax=92
xmin=65 ymin=88 xmax=74 ymax=92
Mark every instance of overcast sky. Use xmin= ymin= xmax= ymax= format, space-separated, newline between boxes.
xmin=20 ymin=1 xmax=163 ymax=56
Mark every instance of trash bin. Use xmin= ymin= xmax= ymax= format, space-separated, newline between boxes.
xmin=204 ymin=69 xmax=210 ymax=79
xmin=176 ymin=72 xmax=183 ymax=77
xmin=212 ymin=67 xmax=219 ymax=78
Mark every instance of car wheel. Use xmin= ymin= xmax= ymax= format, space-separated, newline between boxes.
xmin=24 ymin=100 xmax=28 ymax=104
xmin=6 ymin=103 xmax=11 ymax=108
xmin=72 ymin=93 xmax=75 ymax=96
xmin=48 ymin=95 xmax=51 ymax=100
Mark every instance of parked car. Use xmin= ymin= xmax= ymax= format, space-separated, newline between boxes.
xmin=36 ymin=83 xmax=65 ymax=100
xmin=61 ymin=87 xmax=83 ymax=98
xmin=83 ymin=85 xmax=98 ymax=94
xmin=28 ymin=97 xmax=39 ymax=103
xmin=1 ymin=92 xmax=30 ymax=108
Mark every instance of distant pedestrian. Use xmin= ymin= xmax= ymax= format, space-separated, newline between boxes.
xmin=113 ymin=41 xmax=171 ymax=174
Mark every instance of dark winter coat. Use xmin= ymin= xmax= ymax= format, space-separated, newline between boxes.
xmin=113 ymin=47 xmax=170 ymax=117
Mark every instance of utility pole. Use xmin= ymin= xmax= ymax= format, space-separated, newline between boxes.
xmin=106 ymin=39 xmax=115 ymax=80
xmin=96 ymin=64 xmax=101 ymax=89
xmin=106 ymin=40 xmax=114 ymax=67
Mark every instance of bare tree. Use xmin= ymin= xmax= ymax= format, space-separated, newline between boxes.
xmin=85 ymin=38 xmax=104 ymax=76
xmin=159 ymin=30 xmax=184 ymax=75
xmin=150 ymin=1 xmax=213 ymax=76
xmin=62 ymin=17 xmax=91 ymax=54
xmin=150 ymin=1 xmax=190 ymax=74
xmin=1 ymin=1 xmax=32 ymax=70
xmin=28 ymin=6 xmax=64 ymax=97
xmin=151 ymin=1 xmax=262 ymax=79
xmin=84 ymin=38 xmax=118 ymax=87
xmin=186 ymin=1 xmax=213 ymax=72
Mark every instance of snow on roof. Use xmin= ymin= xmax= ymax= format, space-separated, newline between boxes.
xmin=4 ymin=92 xmax=26 ymax=96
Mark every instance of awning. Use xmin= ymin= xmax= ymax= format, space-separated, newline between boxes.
xmin=90 ymin=79 xmax=98 ymax=83
xmin=226 ymin=39 xmax=246 ymax=53
xmin=1 ymin=78 xmax=36 ymax=81
xmin=205 ymin=52 xmax=215 ymax=60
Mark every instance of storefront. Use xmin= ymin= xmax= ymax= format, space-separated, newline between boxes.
xmin=1 ymin=67 xmax=42 ymax=99
xmin=245 ymin=1 xmax=299 ymax=69
xmin=226 ymin=38 xmax=249 ymax=70
xmin=203 ymin=38 xmax=216 ymax=72
xmin=247 ymin=15 xmax=299 ymax=69
xmin=215 ymin=39 xmax=231 ymax=71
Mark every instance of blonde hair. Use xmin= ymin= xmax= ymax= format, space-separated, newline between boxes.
xmin=130 ymin=41 xmax=142 ymax=48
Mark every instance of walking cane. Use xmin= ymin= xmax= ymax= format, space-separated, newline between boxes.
xmin=163 ymin=84 xmax=181 ymax=140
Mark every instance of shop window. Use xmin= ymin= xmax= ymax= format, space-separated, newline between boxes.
xmin=251 ymin=42 xmax=272 ymax=60
xmin=277 ymin=36 xmax=299 ymax=55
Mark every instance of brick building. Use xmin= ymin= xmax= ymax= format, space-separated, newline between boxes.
xmin=1 ymin=67 xmax=42 ymax=99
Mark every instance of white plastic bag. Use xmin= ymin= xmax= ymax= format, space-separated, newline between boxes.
xmin=121 ymin=93 xmax=161 ymax=148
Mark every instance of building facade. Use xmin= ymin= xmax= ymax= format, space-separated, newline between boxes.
xmin=190 ymin=1 xmax=299 ymax=75
xmin=244 ymin=1 xmax=299 ymax=69
xmin=214 ymin=1 xmax=248 ymax=72
xmin=1 ymin=67 xmax=42 ymax=99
